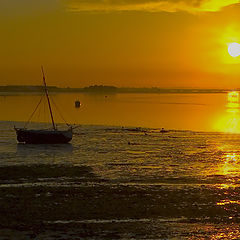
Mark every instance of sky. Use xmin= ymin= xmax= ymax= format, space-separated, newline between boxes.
xmin=1 ymin=0 xmax=240 ymax=88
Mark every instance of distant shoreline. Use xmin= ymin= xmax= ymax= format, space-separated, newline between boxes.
xmin=0 ymin=85 xmax=232 ymax=94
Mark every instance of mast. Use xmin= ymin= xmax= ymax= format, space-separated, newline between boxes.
xmin=41 ymin=66 xmax=56 ymax=130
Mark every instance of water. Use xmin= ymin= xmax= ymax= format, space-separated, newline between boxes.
xmin=0 ymin=92 xmax=229 ymax=131
xmin=1 ymin=93 xmax=240 ymax=239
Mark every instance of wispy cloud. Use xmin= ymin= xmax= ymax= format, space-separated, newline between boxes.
xmin=65 ymin=0 xmax=240 ymax=13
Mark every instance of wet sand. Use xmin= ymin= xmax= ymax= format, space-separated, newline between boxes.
xmin=1 ymin=165 xmax=240 ymax=239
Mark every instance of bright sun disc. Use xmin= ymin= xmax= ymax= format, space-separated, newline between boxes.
xmin=228 ymin=42 xmax=240 ymax=57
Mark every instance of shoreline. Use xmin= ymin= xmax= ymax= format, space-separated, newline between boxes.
xmin=0 ymin=85 xmax=231 ymax=95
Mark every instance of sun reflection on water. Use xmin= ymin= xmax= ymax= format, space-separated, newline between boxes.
xmin=210 ymin=229 xmax=240 ymax=240
xmin=227 ymin=91 xmax=239 ymax=113
xmin=211 ymin=151 xmax=240 ymax=189
xmin=214 ymin=91 xmax=240 ymax=133
xmin=218 ymin=153 xmax=240 ymax=176
xmin=217 ymin=200 xmax=240 ymax=205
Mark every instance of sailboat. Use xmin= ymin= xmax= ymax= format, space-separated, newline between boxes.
xmin=14 ymin=67 xmax=73 ymax=144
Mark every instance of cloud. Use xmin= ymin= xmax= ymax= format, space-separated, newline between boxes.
xmin=65 ymin=0 xmax=240 ymax=13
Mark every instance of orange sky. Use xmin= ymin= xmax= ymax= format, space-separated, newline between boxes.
xmin=1 ymin=0 xmax=240 ymax=88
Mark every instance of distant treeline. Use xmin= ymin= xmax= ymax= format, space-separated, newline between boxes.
xmin=0 ymin=85 xmax=231 ymax=94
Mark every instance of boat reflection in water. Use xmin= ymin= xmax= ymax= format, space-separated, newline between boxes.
xmin=16 ymin=142 xmax=73 ymax=154
xmin=16 ymin=143 xmax=73 ymax=164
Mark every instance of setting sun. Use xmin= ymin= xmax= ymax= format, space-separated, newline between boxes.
xmin=228 ymin=42 xmax=240 ymax=57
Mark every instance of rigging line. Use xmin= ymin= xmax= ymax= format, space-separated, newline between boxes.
xmin=24 ymin=95 xmax=44 ymax=128
xmin=43 ymin=97 xmax=47 ymax=127
xmin=49 ymin=95 xmax=70 ymax=126
xmin=36 ymin=98 xmax=41 ymax=123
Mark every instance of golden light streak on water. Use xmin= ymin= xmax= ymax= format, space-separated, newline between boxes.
xmin=217 ymin=200 xmax=240 ymax=205
xmin=210 ymin=230 xmax=240 ymax=240
xmin=228 ymin=91 xmax=239 ymax=103
xmin=227 ymin=91 xmax=239 ymax=113
xmin=214 ymin=91 xmax=240 ymax=133
xmin=218 ymin=153 xmax=240 ymax=176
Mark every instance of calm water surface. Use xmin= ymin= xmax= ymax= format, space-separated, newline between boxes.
xmin=1 ymin=93 xmax=240 ymax=239
xmin=0 ymin=92 xmax=234 ymax=131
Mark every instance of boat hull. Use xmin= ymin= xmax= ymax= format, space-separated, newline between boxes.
xmin=15 ymin=128 xmax=72 ymax=144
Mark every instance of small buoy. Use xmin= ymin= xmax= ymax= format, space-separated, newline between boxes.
xmin=75 ymin=100 xmax=81 ymax=108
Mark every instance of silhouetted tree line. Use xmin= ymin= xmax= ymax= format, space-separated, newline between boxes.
xmin=0 ymin=85 xmax=230 ymax=94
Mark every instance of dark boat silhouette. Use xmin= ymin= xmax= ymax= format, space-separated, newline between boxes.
xmin=14 ymin=67 xmax=73 ymax=144
xmin=15 ymin=128 xmax=72 ymax=144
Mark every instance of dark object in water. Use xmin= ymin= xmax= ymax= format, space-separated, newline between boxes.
xmin=160 ymin=128 xmax=169 ymax=133
xmin=14 ymin=66 xmax=73 ymax=144
xmin=124 ymin=127 xmax=145 ymax=132
xmin=75 ymin=100 xmax=81 ymax=108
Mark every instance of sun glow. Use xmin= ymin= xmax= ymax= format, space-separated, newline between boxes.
xmin=228 ymin=43 xmax=240 ymax=57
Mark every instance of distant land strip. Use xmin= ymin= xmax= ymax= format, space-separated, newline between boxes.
xmin=0 ymin=85 xmax=232 ymax=94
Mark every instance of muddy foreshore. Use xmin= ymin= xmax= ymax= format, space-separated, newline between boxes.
xmin=1 ymin=164 xmax=240 ymax=239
